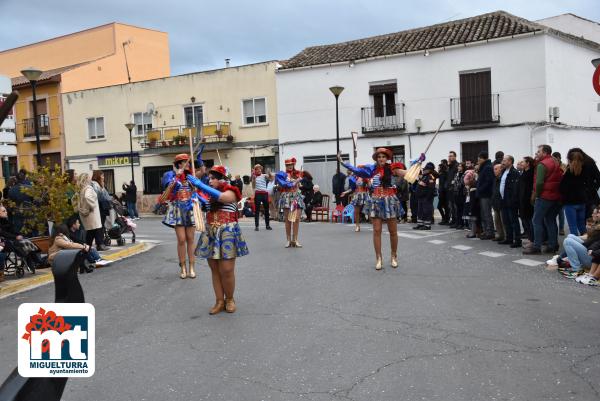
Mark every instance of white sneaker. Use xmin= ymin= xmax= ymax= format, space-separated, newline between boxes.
xmin=587 ymin=276 xmax=598 ymax=286
xmin=575 ymin=273 xmax=588 ymax=283
xmin=95 ymin=259 xmax=112 ymax=266
xmin=546 ymin=255 xmax=560 ymax=266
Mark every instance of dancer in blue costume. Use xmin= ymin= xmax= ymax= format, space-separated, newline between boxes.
xmin=162 ymin=153 xmax=208 ymax=279
xmin=347 ymin=170 xmax=371 ymax=232
xmin=188 ymin=165 xmax=248 ymax=315
xmin=275 ymin=157 xmax=305 ymax=248
xmin=339 ymin=148 xmax=419 ymax=270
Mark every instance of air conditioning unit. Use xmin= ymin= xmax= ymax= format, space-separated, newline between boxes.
xmin=548 ymin=106 xmax=560 ymax=122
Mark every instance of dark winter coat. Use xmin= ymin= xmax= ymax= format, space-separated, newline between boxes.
xmin=476 ymin=160 xmax=494 ymax=198
xmin=500 ymin=167 xmax=520 ymax=209
xmin=519 ymin=168 xmax=534 ymax=218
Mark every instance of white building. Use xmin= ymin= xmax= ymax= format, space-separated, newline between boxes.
xmin=276 ymin=11 xmax=600 ymax=196
xmin=0 ymin=75 xmax=17 ymax=186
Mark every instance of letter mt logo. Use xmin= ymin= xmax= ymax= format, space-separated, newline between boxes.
xmin=18 ymin=303 xmax=95 ymax=377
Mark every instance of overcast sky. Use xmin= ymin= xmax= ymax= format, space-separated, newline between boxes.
xmin=1 ymin=0 xmax=598 ymax=75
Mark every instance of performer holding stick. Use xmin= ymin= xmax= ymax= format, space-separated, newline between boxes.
xmin=346 ymin=169 xmax=371 ymax=232
xmin=190 ymin=166 xmax=248 ymax=315
xmin=275 ymin=157 xmax=305 ymax=248
xmin=161 ymin=154 xmax=207 ymax=279
xmin=339 ymin=148 xmax=417 ymax=270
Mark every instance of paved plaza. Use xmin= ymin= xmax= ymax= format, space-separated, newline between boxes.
xmin=1 ymin=218 xmax=599 ymax=400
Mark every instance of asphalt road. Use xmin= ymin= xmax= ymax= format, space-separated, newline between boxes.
xmin=1 ymin=217 xmax=599 ymax=401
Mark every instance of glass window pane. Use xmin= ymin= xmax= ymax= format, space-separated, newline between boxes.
xmin=254 ymin=98 xmax=266 ymax=116
xmin=242 ymin=100 xmax=254 ymax=120
xmin=96 ymin=117 xmax=104 ymax=137
xmin=245 ymin=116 xmax=255 ymax=124
xmin=87 ymin=118 xmax=95 ymax=139
xmin=143 ymin=112 xmax=152 ymax=124
xmin=193 ymin=106 xmax=203 ymax=127
xmin=184 ymin=107 xmax=193 ymax=127
xmin=133 ymin=112 xmax=142 ymax=124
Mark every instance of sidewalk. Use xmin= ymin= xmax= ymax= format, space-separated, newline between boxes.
xmin=0 ymin=241 xmax=153 ymax=299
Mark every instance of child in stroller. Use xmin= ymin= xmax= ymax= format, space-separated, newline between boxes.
xmin=104 ymin=198 xmax=136 ymax=246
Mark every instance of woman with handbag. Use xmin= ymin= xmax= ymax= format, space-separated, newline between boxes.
xmin=77 ymin=173 xmax=107 ymax=250
xmin=188 ymin=165 xmax=249 ymax=314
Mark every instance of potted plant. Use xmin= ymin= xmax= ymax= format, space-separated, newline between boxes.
xmin=19 ymin=165 xmax=75 ymax=251
xmin=215 ymin=129 xmax=223 ymax=138
xmin=173 ymin=135 xmax=188 ymax=145
xmin=226 ymin=134 xmax=234 ymax=142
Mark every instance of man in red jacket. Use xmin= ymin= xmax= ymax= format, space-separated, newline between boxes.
xmin=524 ymin=144 xmax=563 ymax=255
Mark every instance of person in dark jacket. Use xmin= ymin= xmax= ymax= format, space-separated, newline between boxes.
xmin=300 ymin=171 xmax=314 ymax=222
xmin=396 ymin=175 xmax=409 ymax=223
xmin=450 ymin=162 xmax=466 ymax=229
xmin=122 ymin=181 xmax=139 ymax=219
xmin=446 ymin=151 xmax=459 ymax=226
xmin=567 ymin=148 xmax=600 ymax=218
xmin=436 ymin=159 xmax=449 ymax=224
xmin=494 ymin=151 xmax=504 ymax=166
xmin=559 ymin=150 xmax=588 ymax=236
xmin=332 ymin=171 xmax=347 ymax=206
xmin=519 ymin=157 xmax=535 ymax=241
xmin=477 ymin=152 xmax=495 ymax=239
xmin=491 ymin=163 xmax=505 ymax=242
xmin=414 ymin=162 xmax=438 ymax=230
xmin=499 ymin=155 xmax=521 ymax=247
xmin=311 ymin=185 xmax=323 ymax=208
xmin=7 ymin=171 xmax=32 ymax=233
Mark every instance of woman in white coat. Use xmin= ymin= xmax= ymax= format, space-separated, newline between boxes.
xmin=77 ymin=173 xmax=104 ymax=249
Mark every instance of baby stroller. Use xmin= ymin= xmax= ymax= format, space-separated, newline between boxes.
xmin=2 ymin=238 xmax=47 ymax=278
xmin=104 ymin=200 xmax=136 ymax=246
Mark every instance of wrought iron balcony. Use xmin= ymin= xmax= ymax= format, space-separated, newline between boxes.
xmin=140 ymin=121 xmax=234 ymax=152
xmin=22 ymin=114 xmax=50 ymax=140
xmin=450 ymin=94 xmax=500 ymax=126
xmin=361 ymin=103 xmax=405 ymax=134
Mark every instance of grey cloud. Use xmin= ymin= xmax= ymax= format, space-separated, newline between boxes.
xmin=1 ymin=0 xmax=598 ymax=75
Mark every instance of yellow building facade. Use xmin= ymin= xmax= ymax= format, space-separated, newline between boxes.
xmin=63 ymin=62 xmax=280 ymax=211
xmin=1 ymin=22 xmax=170 ymax=171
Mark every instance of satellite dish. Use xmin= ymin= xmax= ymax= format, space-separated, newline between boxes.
xmin=146 ymin=102 xmax=155 ymax=115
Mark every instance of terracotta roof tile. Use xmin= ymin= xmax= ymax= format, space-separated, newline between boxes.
xmin=11 ymin=62 xmax=91 ymax=87
xmin=281 ymin=11 xmax=543 ymax=69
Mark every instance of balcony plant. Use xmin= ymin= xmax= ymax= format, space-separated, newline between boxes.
xmin=215 ymin=129 xmax=223 ymax=138
xmin=226 ymin=134 xmax=234 ymax=142
xmin=172 ymin=135 xmax=188 ymax=146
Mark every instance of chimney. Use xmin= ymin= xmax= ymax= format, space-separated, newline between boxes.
xmin=225 ymin=58 xmax=230 ymax=68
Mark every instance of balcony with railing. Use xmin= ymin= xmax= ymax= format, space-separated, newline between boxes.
xmin=361 ymin=103 xmax=405 ymax=134
xmin=140 ymin=121 xmax=234 ymax=152
xmin=450 ymin=94 xmax=500 ymax=126
xmin=22 ymin=114 xmax=50 ymax=141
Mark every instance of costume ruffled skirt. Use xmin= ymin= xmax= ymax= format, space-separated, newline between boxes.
xmin=163 ymin=201 xmax=195 ymax=227
xmin=351 ymin=192 xmax=371 ymax=207
xmin=364 ymin=195 xmax=403 ymax=220
xmin=278 ymin=191 xmax=305 ymax=210
xmin=195 ymin=222 xmax=249 ymax=260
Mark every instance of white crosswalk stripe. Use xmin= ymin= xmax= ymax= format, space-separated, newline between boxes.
xmin=452 ymin=245 xmax=473 ymax=251
xmin=428 ymin=240 xmax=446 ymax=244
xmin=513 ymin=258 xmax=545 ymax=266
xmin=478 ymin=251 xmax=506 ymax=258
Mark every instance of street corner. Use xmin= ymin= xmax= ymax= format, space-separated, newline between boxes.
xmin=0 ymin=242 xmax=152 ymax=299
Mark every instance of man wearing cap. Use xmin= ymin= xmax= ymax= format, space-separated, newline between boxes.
xmin=413 ymin=162 xmax=438 ymax=230
xmin=275 ymin=157 xmax=305 ymax=247
xmin=252 ymin=164 xmax=272 ymax=231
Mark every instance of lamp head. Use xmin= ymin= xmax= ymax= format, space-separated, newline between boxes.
xmin=329 ymin=86 xmax=344 ymax=97
xmin=125 ymin=122 xmax=135 ymax=131
xmin=21 ymin=67 xmax=43 ymax=82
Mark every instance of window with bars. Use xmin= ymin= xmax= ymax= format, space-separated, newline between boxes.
xmin=133 ymin=112 xmax=153 ymax=136
xmin=184 ymin=105 xmax=203 ymax=127
xmin=87 ymin=117 xmax=105 ymax=140
xmin=242 ymin=98 xmax=267 ymax=125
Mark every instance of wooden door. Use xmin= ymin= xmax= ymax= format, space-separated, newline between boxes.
xmin=459 ymin=71 xmax=491 ymax=124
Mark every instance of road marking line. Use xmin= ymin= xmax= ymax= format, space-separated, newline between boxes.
xmin=452 ymin=245 xmax=472 ymax=251
xmin=397 ymin=232 xmax=425 ymax=239
xmin=428 ymin=240 xmax=446 ymax=244
xmin=513 ymin=258 xmax=544 ymax=266
xmin=478 ymin=251 xmax=505 ymax=258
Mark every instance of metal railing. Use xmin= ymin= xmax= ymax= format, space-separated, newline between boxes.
xmin=140 ymin=121 xmax=233 ymax=149
xmin=23 ymin=114 xmax=50 ymax=138
xmin=361 ymin=103 xmax=405 ymax=134
xmin=450 ymin=94 xmax=500 ymax=126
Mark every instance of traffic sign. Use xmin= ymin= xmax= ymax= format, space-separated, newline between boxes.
xmin=594 ymin=64 xmax=600 ymax=96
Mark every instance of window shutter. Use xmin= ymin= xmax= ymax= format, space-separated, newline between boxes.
xmin=373 ymin=94 xmax=384 ymax=118
xmin=369 ymin=83 xmax=397 ymax=95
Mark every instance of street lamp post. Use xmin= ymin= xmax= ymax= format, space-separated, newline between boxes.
xmin=21 ymin=67 xmax=43 ymax=168
xmin=329 ymin=86 xmax=344 ymax=174
xmin=125 ymin=123 xmax=136 ymax=183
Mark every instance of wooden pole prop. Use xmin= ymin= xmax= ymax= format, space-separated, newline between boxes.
xmin=188 ymin=128 xmax=205 ymax=232
xmin=404 ymin=120 xmax=445 ymax=184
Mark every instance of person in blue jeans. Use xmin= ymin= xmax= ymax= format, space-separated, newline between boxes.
xmin=122 ymin=181 xmax=139 ymax=220
xmin=559 ymin=150 xmax=588 ymax=236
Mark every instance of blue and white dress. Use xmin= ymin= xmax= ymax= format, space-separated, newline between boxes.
xmin=343 ymin=163 xmax=403 ymax=220
xmin=349 ymin=176 xmax=371 ymax=207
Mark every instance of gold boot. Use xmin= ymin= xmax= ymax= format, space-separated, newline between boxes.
xmin=375 ymin=256 xmax=383 ymax=270
xmin=209 ymin=300 xmax=225 ymax=315
xmin=225 ymin=297 xmax=237 ymax=313
xmin=188 ymin=260 xmax=196 ymax=279
xmin=391 ymin=254 xmax=398 ymax=268
xmin=179 ymin=262 xmax=187 ymax=279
